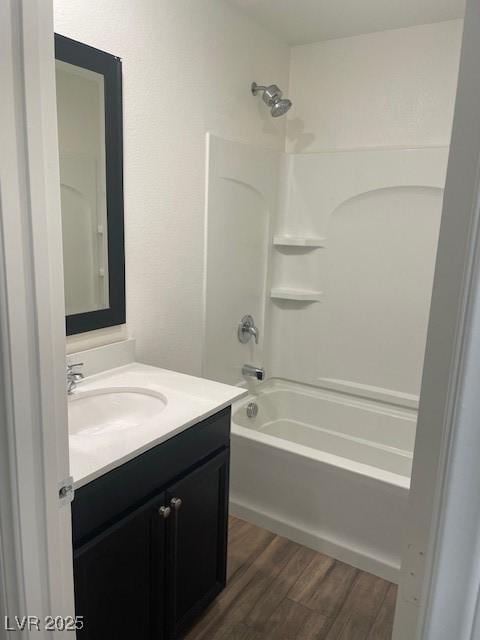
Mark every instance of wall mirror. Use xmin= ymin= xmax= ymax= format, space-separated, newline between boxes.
xmin=55 ymin=34 xmax=125 ymax=335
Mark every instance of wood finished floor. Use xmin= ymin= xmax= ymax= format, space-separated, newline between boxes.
xmin=186 ymin=516 xmax=397 ymax=640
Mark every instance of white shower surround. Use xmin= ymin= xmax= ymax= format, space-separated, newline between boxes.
xmin=205 ymin=138 xmax=448 ymax=404
xmin=271 ymin=147 xmax=449 ymax=405
xmin=204 ymin=135 xmax=449 ymax=580
xmin=230 ymin=379 xmax=415 ymax=581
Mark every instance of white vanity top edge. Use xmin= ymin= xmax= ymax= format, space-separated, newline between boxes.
xmin=69 ymin=362 xmax=247 ymax=489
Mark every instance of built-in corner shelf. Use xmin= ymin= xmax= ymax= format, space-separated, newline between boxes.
xmin=273 ymin=235 xmax=326 ymax=248
xmin=270 ymin=288 xmax=323 ymax=303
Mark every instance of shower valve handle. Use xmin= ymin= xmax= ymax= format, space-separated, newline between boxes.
xmin=238 ymin=315 xmax=259 ymax=344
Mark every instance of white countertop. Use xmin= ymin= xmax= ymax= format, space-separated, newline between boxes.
xmin=69 ymin=362 xmax=246 ymax=488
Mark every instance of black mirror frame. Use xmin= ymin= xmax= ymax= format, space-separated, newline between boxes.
xmin=55 ymin=34 xmax=126 ymax=336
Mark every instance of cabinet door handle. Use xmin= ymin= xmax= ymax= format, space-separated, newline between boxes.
xmin=170 ymin=497 xmax=182 ymax=511
xmin=158 ymin=505 xmax=171 ymax=519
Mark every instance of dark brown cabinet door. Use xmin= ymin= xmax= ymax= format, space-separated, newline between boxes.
xmin=165 ymin=450 xmax=229 ymax=639
xmin=74 ymin=494 xmax=167 ymax=640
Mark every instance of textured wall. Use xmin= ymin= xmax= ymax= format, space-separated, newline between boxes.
xmin=55 ymin=0 xmax=289 ymax=372
xmin=287 ymin=20 xmax=463 ymax=153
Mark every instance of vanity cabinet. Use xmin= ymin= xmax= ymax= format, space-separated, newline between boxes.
xmin=71 ymin=407 xmax=230 ymax=640
xmin=74 ymin=494 xmax=166 ymax=640
xmin=165 ymin=451 xmax=229 ymax=638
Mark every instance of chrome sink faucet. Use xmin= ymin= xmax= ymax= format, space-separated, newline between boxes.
xmin=67 ymin=362 xmax=84 ymax=394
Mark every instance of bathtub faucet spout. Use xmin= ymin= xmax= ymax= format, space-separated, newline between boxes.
xmin=242 ymin=364 xmax=266 ymax=381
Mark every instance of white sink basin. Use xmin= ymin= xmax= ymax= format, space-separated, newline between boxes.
xmin=68 ymin=387 xmax=168 ymax=436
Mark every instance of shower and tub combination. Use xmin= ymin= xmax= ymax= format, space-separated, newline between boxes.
xmin=203 ymin=82 xmax=449 ymax=582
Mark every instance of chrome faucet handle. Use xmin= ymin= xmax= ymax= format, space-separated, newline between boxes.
xmin=238 ymin=315 xmax=259 ymax=345
xmin=67 ymin=361 xmax=84 ymax=371
xmin=66 ymin=362 xmax=84 ymax=395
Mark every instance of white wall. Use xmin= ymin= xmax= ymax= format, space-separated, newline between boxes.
xmin=54 ymin=0 xmax=289 ymax=372
xmin=287 ymin=20 xmax=463 ymax=153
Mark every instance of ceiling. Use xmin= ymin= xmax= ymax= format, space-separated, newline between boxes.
xmin=227 ymin=0 xmax=465 ymax=45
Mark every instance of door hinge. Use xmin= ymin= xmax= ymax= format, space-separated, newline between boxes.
xmin=58 ymin=476 xmax=75 ymax=505
xmin=402 ymin=542 xmax=426 ymax=605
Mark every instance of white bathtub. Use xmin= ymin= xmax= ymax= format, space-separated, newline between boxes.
xmin=229 ymin=379 xmax=416 ymax=582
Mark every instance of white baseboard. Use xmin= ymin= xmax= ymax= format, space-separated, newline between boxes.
xmin=230 ymin=498 xmax=400 ymax=584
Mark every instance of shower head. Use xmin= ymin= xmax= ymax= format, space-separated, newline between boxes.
xmin=271 ymin=98 xmax=292 ymax=118
xmin=251 ymin=82 xmax=292 ymax=118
